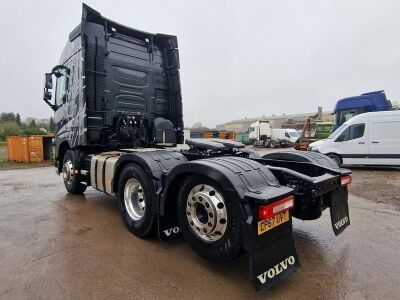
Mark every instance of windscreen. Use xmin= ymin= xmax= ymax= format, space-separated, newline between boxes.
xmin=334 ymin=109 xmax=365 ymax=127
xmin=289 ymin=131 xmax=300 ymax=138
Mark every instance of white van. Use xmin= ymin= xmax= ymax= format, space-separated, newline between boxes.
xmin=272 ymin=129 xmax=300 ymax=143
xmin=308 ymin=111 xmax=400 ymax=166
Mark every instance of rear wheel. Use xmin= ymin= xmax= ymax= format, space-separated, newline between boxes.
xmin=327 ymin=153 xmax=342 ymax=166
xmin=177 ymin=175 xmax=242 ymax=262
xmin=118 ymin=164 xmax=156 ymax=237
xmin=62 ymin=150 xmax=87 ymax=194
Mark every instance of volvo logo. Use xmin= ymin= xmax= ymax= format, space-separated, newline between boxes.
xmin=163 ymin=226 xmax=180 ymax=237
xmin=334 ymin=216 xmax=349 ymax=229
xmin=257 ymin=256 xmax=296 ymax=284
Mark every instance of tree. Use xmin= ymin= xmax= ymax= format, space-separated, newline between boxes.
xmin=0 ymin=121 xmax=22 ymax=140
xmin=16 ymin=113 xmax=21 ymax=126
xmin=21 ymin=119 xmax=43 ymax=135
xmin=49 ymin=117 xmax=55 ymax=132
xmin=0 ymin=112 xmax=16 ymax=123
xmin=28 ymin=120 xmax=38 ymax=128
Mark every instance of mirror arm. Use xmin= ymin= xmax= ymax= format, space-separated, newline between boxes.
xmin=43 ymin=98 xmax=58 ymax=111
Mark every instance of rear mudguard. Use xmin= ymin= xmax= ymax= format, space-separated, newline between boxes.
xmin=259 ymin=151 xmax=351 ymax=236
xmin=160 ymin=156 xmax=300 ymax=292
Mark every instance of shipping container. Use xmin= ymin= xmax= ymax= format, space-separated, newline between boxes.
xmin=236 ymin=132 xmax=250 ymax=144
xmin=7 ymin=135 xmax=54 ymax=163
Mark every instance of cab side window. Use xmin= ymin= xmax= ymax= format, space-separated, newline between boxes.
xmin=349 ymin=123 xmax=365 ymax=140
xmin=55 ymin=68 xmax=69 ymax=106
xmin=335 ymin=123 xmax=365 ymax=142
xmin=285 ymin=132 xmax=290 ymax=138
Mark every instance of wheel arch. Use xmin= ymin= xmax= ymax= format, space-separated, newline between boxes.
xmin=160 ymin=164 xmax=238 ymax=218
xmin=325 ymin=152 xmax=343 ymax=165
xmin=262 ymin=150 xmax=340 ymax=169
xmin=160 ymin=157 xmax=279 ymax=217
xmin=112 ymin=156 xmax=156 ymax=198
xmin=112 ymin=151 xmax=189 ymax=214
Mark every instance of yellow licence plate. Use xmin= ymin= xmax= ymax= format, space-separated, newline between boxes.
xmin=257 ymin=210 xmax=290 ymax=235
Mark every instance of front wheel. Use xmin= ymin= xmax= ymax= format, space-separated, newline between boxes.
xmin=177 ymin=175 xmax=242 ymax=263
xmin=62 ymin=150 xmax=87 ymax=194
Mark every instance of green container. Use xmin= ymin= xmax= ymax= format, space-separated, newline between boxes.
xmin=236 ymin=133 xmax=249 ymax=145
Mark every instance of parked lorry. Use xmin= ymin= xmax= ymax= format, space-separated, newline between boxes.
xmin=332 ymin=90 xmax=392 ymax=131
xmin=43 ymin=5 xmax=352 ymax=292
xmin=248 ymin=120 xmax=273 ymax=147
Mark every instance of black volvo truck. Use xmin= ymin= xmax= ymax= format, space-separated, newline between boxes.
xmin=43 ymin=4 xmax=352 ymax=292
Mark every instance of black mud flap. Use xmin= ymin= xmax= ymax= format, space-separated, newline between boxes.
xmin=158 ymin=214 xmax=182 ymax=241
xmin=330 ymin=187 xmax=350 ymax=236
xmin=248 ymin=218 xmax=300 ymax=292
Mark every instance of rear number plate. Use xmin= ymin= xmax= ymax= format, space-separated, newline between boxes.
xmin=258 ymin=210 xmax=289 ymax=235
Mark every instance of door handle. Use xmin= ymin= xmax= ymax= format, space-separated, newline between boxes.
xmin=372 ymin=141 xmax=379 ymax=144
xmin=358 ymin=142 xmax=365 ymax=144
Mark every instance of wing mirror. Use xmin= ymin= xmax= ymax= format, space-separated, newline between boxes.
xmin=43 ymin=72 xmax=57 ymax=111
xmin=43 ymin=90 xmax=52 ymax=101
xmin=45 ymin=73 xmax=53 ymax=89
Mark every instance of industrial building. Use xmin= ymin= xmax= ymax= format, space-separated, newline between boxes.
xmin=216 ymin=108 xmax=333 ymax=133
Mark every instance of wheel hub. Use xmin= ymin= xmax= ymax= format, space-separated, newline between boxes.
xmin=186 ymin=184 xmax=228 ymax=242
xmin=62 ymin=160 xmax=73 ymax=184
xmin=124 ymin=178 xmax=145 ymax=221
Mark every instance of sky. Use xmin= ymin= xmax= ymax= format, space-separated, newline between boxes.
xmin=0 ymin=0 xmax=399 ymax=128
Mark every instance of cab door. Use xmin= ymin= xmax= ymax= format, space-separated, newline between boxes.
xmin=334 ymin=123 xmax=368 ymax=164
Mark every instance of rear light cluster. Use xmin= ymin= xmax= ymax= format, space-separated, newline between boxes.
xmin=341 ymin=175 xmax=352 ymax=186
xmin=258 ymin=195 xmax=294 ymax=220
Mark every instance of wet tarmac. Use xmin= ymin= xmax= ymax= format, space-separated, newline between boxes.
xmin=0 ymin=167 xmax=399 ymax=299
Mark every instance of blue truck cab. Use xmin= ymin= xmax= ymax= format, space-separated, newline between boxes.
xmin=332 ymin=90 xmax=392 ymax=131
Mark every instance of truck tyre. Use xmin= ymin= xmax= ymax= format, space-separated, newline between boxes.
xmin=62 ymin=150 xmax=87 ymax=194
xmin=177 ymin=175 xmax=242 ymax=263
xmin=327 ymin=153 xmax=342 ymax=166
xmin=118 ymin=164 xmax=156 ymax=237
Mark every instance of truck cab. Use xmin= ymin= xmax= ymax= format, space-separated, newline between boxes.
xmin=248 ymin=120 xmax=272 ymax=146
xmin=332 ymin=90 xmax=392 ymax=131
xmin=43 ymin=5 xmax=183 ymax=171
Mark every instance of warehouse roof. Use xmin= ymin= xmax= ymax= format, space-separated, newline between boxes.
xmin=225 ymin=111 xmax=333 ymax=124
